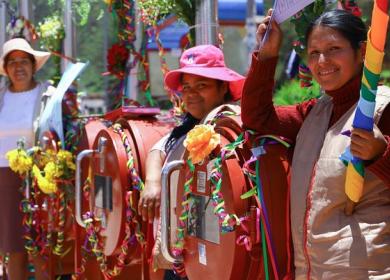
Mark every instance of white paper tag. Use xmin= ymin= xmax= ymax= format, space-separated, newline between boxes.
xmin=197 ymin=171 xmax=206 ymax=193
xmin=198 ymin=243 xmax=207 ymax=265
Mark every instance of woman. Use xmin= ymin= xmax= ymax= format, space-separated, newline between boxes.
xmin=138 ymin=44 xmax=244 ymax=279
xmin=138 ymin=44 xmax=244 ymax=222
xmin=242 ymin=9 xmax=390 ymax=279
xmin=0 ymin=37 xmax=51 ymax=280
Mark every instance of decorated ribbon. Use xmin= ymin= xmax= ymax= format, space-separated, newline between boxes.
xmin=61 ymin=87 xmax=85 ymax=154
xmin=112 ymin=123 xmax=145 ymax=192
xmin=298 ymin=64 xmax=313 ymax=88
xmin=172 ymin=159 xmax=195 ymax=257
xmin=246 ymin=135 xmax=291 ymax=280
xmin=81 ymin=192 xmax=140 ymax=278
xmin=343 ymin=0 xmax=389 ymax=211
xmin=236 ymin=210 xmax=261 ymax=251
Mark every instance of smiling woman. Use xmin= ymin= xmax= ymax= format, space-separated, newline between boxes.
xmin=138 ymin=44 xmax=245 ymax=280
xmin=4 ymin=51 xmax=37 ymax=92
xmin=241 ymin=8 xmax=390 ymax=279
xmin=180 ymin=75 xmax=228 ymax=120
xmin=139 ymin=44 xmax=244 ymax=222
xmin=0 ymin=37 xmax=51 ymax=280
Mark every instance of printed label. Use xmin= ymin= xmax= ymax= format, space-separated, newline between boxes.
xmin=197 ymin=171 xmax=206 ymax=193
xmin=198 ymin=243 xmax=207 ymax=265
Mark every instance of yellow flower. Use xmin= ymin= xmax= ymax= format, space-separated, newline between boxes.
xmin=57 ymin=150 xmax=76 ymax=170
xmin=6 ymin=149 xmax=33 ymax=175
xmin=32 ymin=165 xmax=57 ymax=194
xmin=183 ymin=124 xmax=220 ymax=164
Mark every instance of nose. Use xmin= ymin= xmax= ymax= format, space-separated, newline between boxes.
xmin=317 ymin=53 xmax=328 ymax=64
xmin=184 ymin=88 xmax=199 ymax=97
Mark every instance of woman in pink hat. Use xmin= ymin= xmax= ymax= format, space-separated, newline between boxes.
xmin=0 ymin=37 xmax=51 ymax=279
xmin=138 ymin=44 xmax=245 ymax=279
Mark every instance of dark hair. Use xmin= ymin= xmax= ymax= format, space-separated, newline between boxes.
xmin=164 ymin=78 xmax=232 ymax=152
xmin=4 ymin=51 xmax=36 ymax=70
xmin=305 ymin=9 xmax=367 ymax=50
xmin=165 ymin=113 xmax=200 ymax=153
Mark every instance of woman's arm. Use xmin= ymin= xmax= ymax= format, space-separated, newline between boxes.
xmin=241 ymin=54 xmax=316 ymax=141
xmin=138 ymin=149 xmax=166 ymax=222
xmin=241 ymin=9 xmax=316 ymax=142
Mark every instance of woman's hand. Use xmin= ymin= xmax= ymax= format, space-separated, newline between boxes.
xmin=138 ymin=180 xmax=161 ymax=222
xmin=138 ymin=149 xmax=165 ymax=222
xmin=256 ymin=9 xmax=283 ymax=60
xmin=350 ymin=125 xmax=388 ymax=161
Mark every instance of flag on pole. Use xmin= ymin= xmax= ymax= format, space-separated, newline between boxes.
xmin=344 ymin=0 xmax=389 ymax=213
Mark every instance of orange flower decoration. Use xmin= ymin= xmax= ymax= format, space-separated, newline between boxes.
xmin=184 ymin=124 xmax=220 ymax=164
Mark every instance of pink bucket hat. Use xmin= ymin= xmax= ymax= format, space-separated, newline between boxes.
xmin=164 ymin=45 xmax=245 ymax=101
xmin=0 ymin=38 xmax=50 ymax=76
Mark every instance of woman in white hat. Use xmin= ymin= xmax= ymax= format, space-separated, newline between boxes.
xmin=0 ymin=37 xmax=51 ymax=279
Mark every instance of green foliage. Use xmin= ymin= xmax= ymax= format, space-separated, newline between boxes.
xmin=47 ymin=0 xmax=96 ymax=27
xmin=138 ymin=0 xmax=195 ymax=44
xmin=290 ymin=0 xmax=327 ymax=58
xmin=273 ymin=79 xmax=321 ymax=105
xmin=138 ymin=0 xmax=175 ymax=26
xmin=72 ymin=0 xmax=93 ymax=26
xmin=381 ymin=70 xmax=390 ymax=87
xmin=172 ymin=0 xmax=195 ymax=44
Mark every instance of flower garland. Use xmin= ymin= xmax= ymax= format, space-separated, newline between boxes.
xmin=104 ymin=0 xmax=144 ymax=109
xmin=6 ymin=16 xmax=38 ymax=41
xmin=106 ymin=43 xmax=130 ymax=80
xmin=6 ymin=148 xmax=33 ymax=176
xmin=7 ymin=145 xmax=75 ymax=258
xmin=31 ymin=149 xmax=75 ymax=194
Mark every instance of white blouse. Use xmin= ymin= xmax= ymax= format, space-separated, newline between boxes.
xmin=0 ymin=86 xmax=40 ymax=167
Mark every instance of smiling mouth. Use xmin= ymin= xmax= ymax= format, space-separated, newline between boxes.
xmin=318 ymin=69 xmax=338 ymax=76
xmin=187 ymin=100 xmax=203 ymax=105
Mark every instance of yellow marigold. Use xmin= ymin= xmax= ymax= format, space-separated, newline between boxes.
xmin=6 ymin=149 xmax=33 ymax=175
xmin=44 ymin=162 xmax=58 ymax=179
xmin=32 ymin=165 xmax=57 ymax=194
xmin=183 ymin=124 xmax=220 ymax=164
xmin=57 ymin=150 xmax=76 ymax=170
xmin=34 ymin=147 xmax=56 ymax=168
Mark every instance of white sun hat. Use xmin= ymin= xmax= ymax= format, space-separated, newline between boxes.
xmin=0 ymin=38 xmax=50 ymax=76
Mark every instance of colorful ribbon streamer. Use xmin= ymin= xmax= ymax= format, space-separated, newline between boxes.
xmin=344 ymin=0 xmax=389 ymax=206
